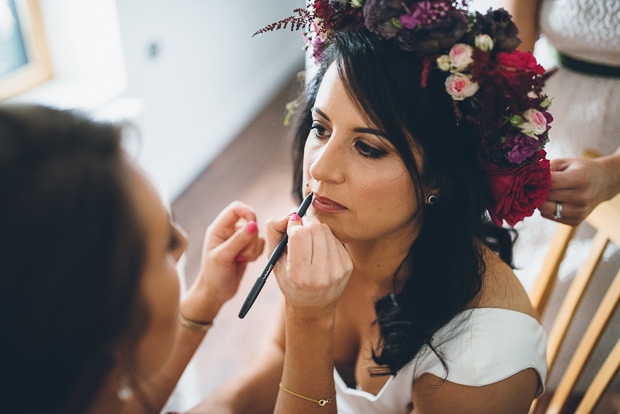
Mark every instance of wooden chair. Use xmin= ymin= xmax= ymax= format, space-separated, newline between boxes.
xmin=529 ymin=167 xmax=620 ymax=413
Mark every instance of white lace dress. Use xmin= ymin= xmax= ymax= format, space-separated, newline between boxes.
xmin=512 ymin=0 xmax=620 ymax=391
xmin=513 ymin=0 xmax=620 ymax=290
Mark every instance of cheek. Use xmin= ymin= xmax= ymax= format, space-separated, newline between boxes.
xmin=135 ymin=261 xmax=181 ymax=376
xmin=355 ymin=169 xmax=417 ymax=217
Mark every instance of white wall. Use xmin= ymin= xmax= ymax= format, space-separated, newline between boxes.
xmin=10 ymin=0 xmax=305 ymax=200
xmin=114 ymin=0 xmax=305 ymax=199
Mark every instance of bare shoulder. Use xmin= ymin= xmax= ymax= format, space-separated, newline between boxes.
xmin=474 ymin=245 xmax=538 ymax=321
xmin=411 ymin=369 xmax=538 ymax=414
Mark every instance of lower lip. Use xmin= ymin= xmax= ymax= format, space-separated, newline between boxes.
xmin=312 ymin=198 xmax=347 ymax=213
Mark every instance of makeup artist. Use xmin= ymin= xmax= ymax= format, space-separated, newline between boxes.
xmin=0 ymin=104 xmax=265 ymax=414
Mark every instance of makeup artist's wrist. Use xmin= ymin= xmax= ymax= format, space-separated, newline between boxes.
xmin=181 ymin=284 xmax=225 ymax=325
xmin=598 ymin=151 xmax=620 ymax=200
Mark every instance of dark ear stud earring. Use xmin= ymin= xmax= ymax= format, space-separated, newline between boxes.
xmin=427 ymin=194 xmax=439 ymax=205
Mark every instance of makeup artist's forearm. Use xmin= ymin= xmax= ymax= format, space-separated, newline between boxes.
xmin=121 ymin=292 xmax=224 ymax=414
xmin=275 ymin=305 xmax=338 ymax=414
xmin=121 ymin=327 xmax=208 ymax=414
xmin=189 ymin=303 xmax=288 ymax=414
xmin=499 ymin=0 xmax=540 ymax=53
xmin=187 ymin=338 xmax=285 ymax=414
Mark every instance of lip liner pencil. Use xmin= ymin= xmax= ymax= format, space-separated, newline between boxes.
xmin=238 ymin=193 xmax=314 ymax=319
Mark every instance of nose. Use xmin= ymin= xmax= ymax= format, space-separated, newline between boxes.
xmin=308 ymin=136 xmax=346 ymax=184
xmin=171 ymin=224 xmax=189 ymax=263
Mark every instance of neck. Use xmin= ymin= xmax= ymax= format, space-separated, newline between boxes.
xmin=344 ymin=233 xmax=413 ymax=297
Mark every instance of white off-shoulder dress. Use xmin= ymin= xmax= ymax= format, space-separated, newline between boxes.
xmin=334 ymin=308 xmax=547 ymax=414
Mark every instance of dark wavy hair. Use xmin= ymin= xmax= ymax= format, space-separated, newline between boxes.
xmin=0 ymin=105 xmax=148 ymax=412
xmin=291 ymin=31 xmax=515 ymax=376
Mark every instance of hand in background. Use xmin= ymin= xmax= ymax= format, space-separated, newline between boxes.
xmin=184 ymin=201 xmax=265 ymax=321
xmin=539 ymin=155 xmax=620 ymax=226
xmin=266 ymin=213 xmax=352 ymax=313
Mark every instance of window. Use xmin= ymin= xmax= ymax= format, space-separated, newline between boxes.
xmin=0 ymin=0 xmax=52 ymax=100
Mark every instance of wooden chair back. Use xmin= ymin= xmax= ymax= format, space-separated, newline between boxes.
xmin=529 ymin=172 xmax=620 ymax=413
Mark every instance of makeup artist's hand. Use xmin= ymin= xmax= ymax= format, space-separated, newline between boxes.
xmin=183 ymin=201 xmax=265 ymax=321
xmin=538 ymin=154 xmax=620 ymax=226
xmin=266 ymin=213 xmax=353 ymax=312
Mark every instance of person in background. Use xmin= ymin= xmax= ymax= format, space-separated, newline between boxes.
xmin=501 ymin=0 xmax=620 ymax=227
xmin=0 ymin=104 xmax=264 ymax=414
xmin=500 ymin=0 xmax=620 ymax=290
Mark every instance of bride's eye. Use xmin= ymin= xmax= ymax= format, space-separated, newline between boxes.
xmin=355 ymin=140 xmax=387 ymax=159
xmin=310 ymin=123 xmax=329 ymax=139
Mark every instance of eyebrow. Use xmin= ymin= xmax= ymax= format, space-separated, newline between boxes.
xmin=312 ymin=107 xmax=388 ymax=139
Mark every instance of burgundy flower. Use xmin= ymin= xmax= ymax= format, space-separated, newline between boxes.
xmin=329 ymin=0 xmax=348 ymax=12
xmin=363 ymin=0 xmax=406 ymax=39
xmin=484 ymin=150 xmax=551 ymax=227
xmin=479 ymin=8 xmax=521 ymax=52
xmin=396 ymin=9 xmax=469 ymax=54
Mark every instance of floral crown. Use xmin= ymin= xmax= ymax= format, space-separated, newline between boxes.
xmin=257 ymin=0 xmax=553 ymax=227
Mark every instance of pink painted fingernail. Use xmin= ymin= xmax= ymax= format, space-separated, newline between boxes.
xmin=246 ymin=221 xmax=258 ymax=234
xmin=290 ymin=213 xmax=300 ymax=222
xmin=235 ymin=255 xmax=246 ymax=265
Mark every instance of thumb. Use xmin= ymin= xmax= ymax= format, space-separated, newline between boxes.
xmin=213 ymin=220 xmax=259 ymax=261
xmin=266 ymin=215 xmax=291 ymax=255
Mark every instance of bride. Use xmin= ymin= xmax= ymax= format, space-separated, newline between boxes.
xmin=195 ymin=2 xmax=551 ymax=413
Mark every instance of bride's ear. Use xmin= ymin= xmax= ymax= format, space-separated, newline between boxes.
xmin=422 ymin=177 xmax=440 ymax=204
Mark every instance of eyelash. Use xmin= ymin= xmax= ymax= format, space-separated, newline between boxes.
xmin=355 ymin=141 xmax=387 ymax=159
xmin=311 ymin=123 xmax=329 ymax=139
xmin=310 ymin=123 xmax=387 ymax=159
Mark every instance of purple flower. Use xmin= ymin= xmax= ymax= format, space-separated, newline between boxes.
xmin=543 ymin=111 xmax=553 ymax=131
xmin=399 ymin=1 xmax=434 ymax=29
xmin=504 ymin=131 xmax=540 ymax=164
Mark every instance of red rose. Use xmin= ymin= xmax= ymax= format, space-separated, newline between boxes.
xmin=496 ymin=50 xmax=545 ymax=83
xmin=484 ymin=151 xmax=551 ymax=227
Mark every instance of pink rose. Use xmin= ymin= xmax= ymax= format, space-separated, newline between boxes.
xmin=449 ymin=43 xmax=474 ymax=72
xmin=445 ymin=73 xmax=479 ymax=101
xmin=521 ymin=108 xmax=547 ymax=137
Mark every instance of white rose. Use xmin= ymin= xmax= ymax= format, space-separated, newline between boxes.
xmin=445 ymin=73 xmax=479 ymax=101
xmin=475 ymin=34 xmax=494 ymax=52
xmin=436 ymin=55 xmax=451 ymax=72
xmin=449 ymin=43 xmax=474 ymax=72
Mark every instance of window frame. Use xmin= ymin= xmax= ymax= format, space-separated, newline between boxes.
xmin=0 ymin=0 xmax=52 ymax=100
